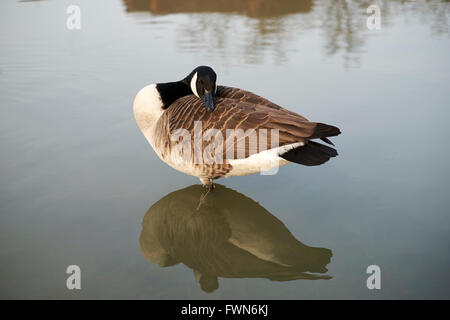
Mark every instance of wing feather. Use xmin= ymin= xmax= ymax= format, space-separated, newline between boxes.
xmin=157 ymin=86 xmax=339 ymax=162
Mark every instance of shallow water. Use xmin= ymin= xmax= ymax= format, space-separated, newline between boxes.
xmin=0 ymin=0 xmax=449 ymax=299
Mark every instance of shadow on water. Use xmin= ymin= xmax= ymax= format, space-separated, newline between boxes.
xmin=140 ymin=184 xmax=332 ymax=293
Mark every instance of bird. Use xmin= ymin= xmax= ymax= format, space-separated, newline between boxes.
xmin=133 ymin=66 xmax=341 ymax=189
xmin=140 ymin=184 xmax=332 ymax=293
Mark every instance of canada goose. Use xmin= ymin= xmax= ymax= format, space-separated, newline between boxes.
xmin=133 ymin=66 xmax=341 ymax=188
xmin=140 ymin=184 xmax=332 ymax=293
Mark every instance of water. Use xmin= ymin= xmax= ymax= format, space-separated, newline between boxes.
xmin=0 ymin=0 xmax=449 ymax=299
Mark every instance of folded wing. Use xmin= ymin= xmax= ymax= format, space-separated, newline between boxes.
xmin=156 ymin=86 xmax=340 ymax=163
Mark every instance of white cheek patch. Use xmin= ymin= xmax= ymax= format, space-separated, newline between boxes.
xmin=190 ymin=72 xmax=199 ymax=98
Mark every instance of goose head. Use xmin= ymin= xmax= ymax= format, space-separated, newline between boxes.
xmin=183 ymin=65 xmax=217 ymax=111
xmin=133 ymin=66 xmax=217 ymax=137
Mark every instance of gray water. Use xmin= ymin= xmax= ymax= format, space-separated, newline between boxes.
xmin=0 ymin=0 xmax=449 ymax=299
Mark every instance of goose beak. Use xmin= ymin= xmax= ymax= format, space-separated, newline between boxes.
xmin=202 ymin=91 xmax=215 ymax=111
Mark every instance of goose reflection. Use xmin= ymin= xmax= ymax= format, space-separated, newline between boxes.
xmin=140 ymin=184 xmax=332 ymax=293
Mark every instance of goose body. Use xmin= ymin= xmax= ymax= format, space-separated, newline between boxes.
xmin=133 ymin=66 xmax=341 ymax=186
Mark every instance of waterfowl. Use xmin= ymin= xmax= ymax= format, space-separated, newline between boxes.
xmin=133 ymin=66 xmax=341 ymax=188
xmin=140 ymin=184 xmax=332 ymax=292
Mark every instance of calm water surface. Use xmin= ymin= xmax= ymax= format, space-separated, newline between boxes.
xmin=0 ymin=0 xmax=449 ymax=299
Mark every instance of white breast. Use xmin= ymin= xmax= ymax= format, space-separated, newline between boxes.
xmin=133 ymin=84 xmax=164 ymax=147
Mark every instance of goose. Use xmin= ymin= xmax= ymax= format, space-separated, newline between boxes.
xmin=133 ymin=66 xmax=341 ymax=188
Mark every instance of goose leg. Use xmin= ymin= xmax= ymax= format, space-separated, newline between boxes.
xmin=200 ymin=177 xmax=214 ymax=190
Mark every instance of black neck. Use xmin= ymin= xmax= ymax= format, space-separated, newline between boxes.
xmin=156 ymin=81 xmax=192 ymax=109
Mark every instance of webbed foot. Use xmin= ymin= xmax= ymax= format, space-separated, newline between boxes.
xmin=200 ymin=178 xmax=214 ymax=191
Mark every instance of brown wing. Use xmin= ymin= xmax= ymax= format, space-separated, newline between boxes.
xmin=215 ymin=86 xmax=308 ymax=121
xmin=157 ymin=86 xmax=339 ymax=161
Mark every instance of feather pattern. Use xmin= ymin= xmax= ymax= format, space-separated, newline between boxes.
xmin=151 ymin=86 xmax=340 ymax=180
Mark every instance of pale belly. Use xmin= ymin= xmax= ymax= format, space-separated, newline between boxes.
xmin=226 ymin=150 xmax=291 ymax=177
xmin=155 ymin=142 xmax=300 ymax=180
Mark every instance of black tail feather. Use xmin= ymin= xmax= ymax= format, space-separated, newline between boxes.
xmin=280 ymin=141 xmax=338 ymax=166
xmin=320 ymin=137 xmax=334 ymax=146
xmin=311 ymin=123 xmax=341 ymax=140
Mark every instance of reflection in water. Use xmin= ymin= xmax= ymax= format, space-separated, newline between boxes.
xmin=140 ymin=185 xmax=332 ymax=293
xmin=320 ymin=0 xmax=450 ymax=66
xmin=124 ymin=0 xmax=313 ymax=17
xmin=124 ymin=0 xmax=314 ymax=64
xmin=124 ymin=0 xmax=449 ymax=66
